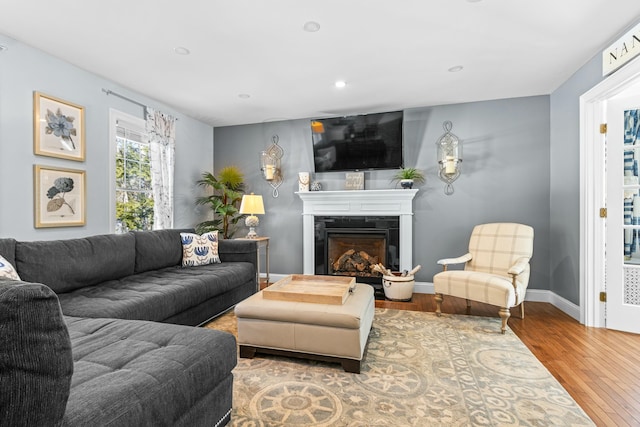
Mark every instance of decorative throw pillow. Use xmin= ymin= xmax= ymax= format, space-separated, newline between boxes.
xmin=180 ymin=231 xmax=221 ymax=267
xmin=0 ymin=255 xmax=20 ymax=280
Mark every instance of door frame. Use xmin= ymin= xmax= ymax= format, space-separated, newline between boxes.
xmin=580 ymin=55 xmax=640 ymax=327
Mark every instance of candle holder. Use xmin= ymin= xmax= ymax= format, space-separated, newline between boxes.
xmin=259 ymin=135 xmax=284 ymax=197
xmin=436 ymin=121 xmax=462 ymax=195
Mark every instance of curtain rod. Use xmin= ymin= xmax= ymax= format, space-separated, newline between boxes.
xmin=102 ymin=88 xmax=147 ymax=109
xmin=102 ymin=89 xmax=179 ymax=120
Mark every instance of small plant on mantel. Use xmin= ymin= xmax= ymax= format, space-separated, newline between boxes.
xmin=195 ymin=166 xmax=245 ymax=239
xmin=391 ymin=167 xmax=425 ymax=189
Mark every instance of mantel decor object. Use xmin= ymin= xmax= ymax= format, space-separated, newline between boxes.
xmin=259 ymin=135 xmax=284 ymax=198
xmin=345 ymin=172 xmax=365 ymax=190
xmin=298 ymin=172 xmax=310 ymax=192
xmin=436 ymin=121 xmax=462 ymax=195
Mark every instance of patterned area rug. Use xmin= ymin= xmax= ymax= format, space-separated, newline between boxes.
xmin=205 ymin=308 xmax=594 ymax=426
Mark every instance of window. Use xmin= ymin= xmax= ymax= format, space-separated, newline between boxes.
xmin=110 ymin=111 xmax=154 ymax=233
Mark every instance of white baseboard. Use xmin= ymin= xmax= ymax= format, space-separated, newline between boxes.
xmin=264 ymin=276 xmax=582 ymax=322
xmin=413 ymin=281 xmax=581 ymax=322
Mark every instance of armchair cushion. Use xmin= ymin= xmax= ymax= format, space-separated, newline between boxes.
xmin=434 ymin=270 xmax=526 ymax=307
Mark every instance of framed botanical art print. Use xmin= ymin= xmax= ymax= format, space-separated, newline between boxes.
xmin=33 ymin=92 xmax=85 ymax=161
xmin=34 ymin=165 xmax=86 ymax=228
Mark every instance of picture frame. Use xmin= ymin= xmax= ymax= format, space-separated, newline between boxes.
xmin=34 ymin=165 xmax=86 ymax=228
xmin=33 ymin=92 xmax=85 ymax=161
xmin=345 ymin=172 xmax=365 ymax=190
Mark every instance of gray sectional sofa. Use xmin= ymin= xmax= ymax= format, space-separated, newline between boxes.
xmin=0 ymin=228 xmax=257 ymax=427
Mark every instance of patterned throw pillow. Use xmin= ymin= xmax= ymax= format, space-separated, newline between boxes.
xmin=0 ymin=255 xmax=20 ymax=280
xmin=180 ymin=231 xmax=221 ymax=267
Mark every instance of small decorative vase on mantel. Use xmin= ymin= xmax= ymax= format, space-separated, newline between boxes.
xmin=392 ymin=168 xmax=425 ymax=189
xmin=400 ymin=179 xmax=414 ymax=189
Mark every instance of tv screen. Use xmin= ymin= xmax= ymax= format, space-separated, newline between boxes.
xmin=311 ymin=111 xmax=404 ymax=172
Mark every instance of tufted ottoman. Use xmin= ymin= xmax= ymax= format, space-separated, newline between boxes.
xmin=234 ymin=282 xmax=375 ymax=373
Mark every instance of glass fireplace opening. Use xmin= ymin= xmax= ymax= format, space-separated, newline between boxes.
xmin=328 ymin=232 xmax=387 ymax=277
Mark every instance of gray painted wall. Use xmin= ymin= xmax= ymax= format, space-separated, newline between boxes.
xmin=214 ymin=96 xmax=551 ymax=289
xmin=0 ymin=34 xmax=214 ymax=241
xmin=549 ymin=55 xmax=604 ymax=303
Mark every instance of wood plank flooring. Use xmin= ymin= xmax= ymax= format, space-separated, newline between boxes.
xmin=375 ymin=293 xmax=640 ymax=427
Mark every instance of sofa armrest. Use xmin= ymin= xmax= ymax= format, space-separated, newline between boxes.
xmin=218 ymin=239 xmax=258 ymax=268
xmin=0 ymin=279 xmax=73 ymax=427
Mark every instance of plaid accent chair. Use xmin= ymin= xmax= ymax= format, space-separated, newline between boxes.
xmin=433 ymin=223 xmax=534 ymax=334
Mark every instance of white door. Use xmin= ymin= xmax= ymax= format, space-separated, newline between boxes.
xmin=605 ymin=94 xmax=640 ymax=334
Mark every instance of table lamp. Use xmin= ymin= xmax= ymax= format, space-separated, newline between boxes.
xmin=239 ymin=193 xmax=265 ymax=238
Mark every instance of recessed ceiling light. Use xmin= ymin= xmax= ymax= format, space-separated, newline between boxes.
xmin=335 ymin=80 xmax=346 ymax=88
xmin=303 ymin=21 xmax=321 ymax=32
xmin=448 ymin=65 xmax=464 ymax=72
xmin=238 ymin=94 xmax=251 ymax=99
xmin=173 ymin=46 xmax=190 ymax=55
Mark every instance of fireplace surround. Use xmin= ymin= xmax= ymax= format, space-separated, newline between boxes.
xmin=297 ymin=189 xmax=418 ymax=277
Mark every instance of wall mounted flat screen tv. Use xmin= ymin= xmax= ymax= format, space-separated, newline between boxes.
xmin=311 ymin=111 xmax=404 ymax=172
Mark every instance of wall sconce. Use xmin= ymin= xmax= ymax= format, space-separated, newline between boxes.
xmin=436 ymin=121 xmax=462 ymax=195
xmin=260 ymin=134 xmax=284 ymax=198
xmin=239 ymin=193 xmax=265 ymax=238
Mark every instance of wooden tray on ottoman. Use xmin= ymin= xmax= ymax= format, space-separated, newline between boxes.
xmin=263 ymin=274 xmax=356 ymax=305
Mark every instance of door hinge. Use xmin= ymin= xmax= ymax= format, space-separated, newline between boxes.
xmin=600 ymin=123 xmax=607 ymax=134
xmin=599 ymin=291 xmax=607 ymax=302
xmin=600 ymin=207 xmax=607 ymax=218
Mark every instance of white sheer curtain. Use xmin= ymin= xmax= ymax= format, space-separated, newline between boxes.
xmin=145 ymin=107 xmax=175 ymax=229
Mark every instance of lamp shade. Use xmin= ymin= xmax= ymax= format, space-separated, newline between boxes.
xmin=239 ymin=193 xmax=265 ymax=215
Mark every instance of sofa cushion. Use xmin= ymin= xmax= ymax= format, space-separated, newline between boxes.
xmin=181 ymin=231 xmax=221 ymax=267
xmin=57 ymin=262 xmax=255 ymax=321
xmin=0 ymin=280 xmax=73 ymax=427
xmin=0 ymin=255 xmax=20 ymax=280
xmin=133 ymin=228 xmax=193 ymax=274
xmin=15 ymin=233 xmax=136 ymax=294
xmin=62 ymin=315 xmax=236 ymax=426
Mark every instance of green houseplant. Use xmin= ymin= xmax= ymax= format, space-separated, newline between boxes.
xmin=392 ymin=167 xmax=425 ymax=189
xmin=195 ymin=166 xmax=245 ymax=239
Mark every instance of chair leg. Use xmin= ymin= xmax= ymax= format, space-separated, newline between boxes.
xmin=520 ymin=301 xmax=525 ymax=319
xmin=465 ymin=299 xmax=472 ymax=315
xmin=499 ymin=307 xmax=510 ymax=334
xmin=434 ymin=293 xmax=443 ymax=316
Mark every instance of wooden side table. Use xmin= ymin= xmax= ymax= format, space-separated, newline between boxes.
xmin=235 ymin=236 xmax=269 ymax=290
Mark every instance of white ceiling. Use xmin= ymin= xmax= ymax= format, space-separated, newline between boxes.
xmin=1 ymin=1 xmax=640 ymax=127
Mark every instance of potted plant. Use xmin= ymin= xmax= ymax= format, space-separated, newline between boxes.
xmin=195 ymin=166 xmax=245 ymax=239
xmin=392 ymin=168 xmax=425 ymax=189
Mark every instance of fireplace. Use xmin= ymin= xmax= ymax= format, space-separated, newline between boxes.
xmin=315 ymin=216 xmax=399 ymax=298
xmin=298 ymin=189 xmax=418 ymax=297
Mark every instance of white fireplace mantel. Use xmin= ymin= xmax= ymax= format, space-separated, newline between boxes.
xmin=296 ymin=189 xmax=418 ymax=274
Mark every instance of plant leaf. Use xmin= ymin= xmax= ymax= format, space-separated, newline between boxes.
xmin=47 ymin=198 xmax=65 ymax=212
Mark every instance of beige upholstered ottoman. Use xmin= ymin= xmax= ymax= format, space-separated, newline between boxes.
xmin=234 ymin=283 xmax=375 ymax=373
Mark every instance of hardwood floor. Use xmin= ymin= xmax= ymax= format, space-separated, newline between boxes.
xmin=375 ymin=294 xmax=640 ymax=427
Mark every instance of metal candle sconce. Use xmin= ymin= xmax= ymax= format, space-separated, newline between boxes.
xmin=259 ymin=135 xmax=284 ymax=198
xmin=436 ymin=121 xmax=462 ymax=195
